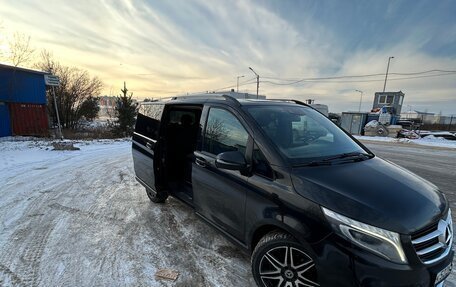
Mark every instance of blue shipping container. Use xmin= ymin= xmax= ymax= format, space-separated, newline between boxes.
xmin=0 ymin=64 xmax=47 ymax=104
xmin=0 ymin=102 xmax=12 ymax=137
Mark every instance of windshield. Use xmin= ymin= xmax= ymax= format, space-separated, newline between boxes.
xmin=245 ymin=105 xmax=369 ymax=165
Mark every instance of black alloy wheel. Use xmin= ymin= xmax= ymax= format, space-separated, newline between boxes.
xmin=146 ymin=188 xmax=168 ymax=203
xmin=252 ymin=231 xmax=319 ymax=287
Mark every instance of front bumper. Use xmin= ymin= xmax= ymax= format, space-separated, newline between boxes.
xmin=312 ymin=234 xmax=454 ymax=287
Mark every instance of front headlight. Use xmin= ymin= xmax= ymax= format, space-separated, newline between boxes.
xmin=322 ymin=207 xmax=407 ymax=264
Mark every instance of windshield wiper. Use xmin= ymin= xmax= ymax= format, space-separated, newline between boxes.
xmin=293 ymin=152 xmax=373 ymax=167
xmin=320 ymin=152 xmax=373 ymax=162
xmin=295 ymin=161 xmax=333 ymax=167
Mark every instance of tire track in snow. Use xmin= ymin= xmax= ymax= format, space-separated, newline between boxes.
xmin=19 ymin=223 xmax=56 ymax=287
xmin=0 ymin=216 xmax=56 ymax=287
xmin=48 ymin=202 xmax=125 ymax=225
xmin=0 ymin=142 xmax=132 ymax=287
xmin=0 ymin=141 xmax=256 ymax=286
xmin=0 ymin=263 xmax=24 ymax=287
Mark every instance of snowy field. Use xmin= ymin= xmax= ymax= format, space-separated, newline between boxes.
xmin=0 ymin=138 xmax=254 ymax=286
xmin=0 ymin=138 xmax=455 ymax=286
xmin=355 ymin=135 xmax=456 ymax=149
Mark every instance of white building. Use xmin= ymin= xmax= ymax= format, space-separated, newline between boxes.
xmin=401 ymin=110 xmax=436 ymax=124
xmin=98 ymin=96 xmax=117 ymax=118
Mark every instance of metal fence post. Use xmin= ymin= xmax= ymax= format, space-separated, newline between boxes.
xmin=449 ymin=115 xmax=454 ymax=132
xmin=52 ymin=86 xmax=63 ymax=140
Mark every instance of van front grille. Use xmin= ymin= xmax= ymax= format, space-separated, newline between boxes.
xmin=411 ymin=212 xmax=453 ymax=265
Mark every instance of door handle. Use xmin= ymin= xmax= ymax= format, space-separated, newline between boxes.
xmin=195 ymin=157 xmax=207 ymax=167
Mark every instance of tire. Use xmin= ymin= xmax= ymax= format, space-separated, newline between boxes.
xmin=146 ymin=188 xmax=168 ymax=203
xmin=376 ymin=125 xmax=389 ymax=137
xmin=252 ymin=231 xmax=319 ymax=287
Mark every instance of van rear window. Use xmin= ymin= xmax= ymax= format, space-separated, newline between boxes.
xmin=139 ymin=104 xmax=164 ymax=120
xmin=135 ymin=104 xmax=164 ymax=140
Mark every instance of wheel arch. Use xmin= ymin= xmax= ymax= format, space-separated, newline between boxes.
xmin=248 ymin=210 xmax=329 ymax=253
xmin=249 ymin=221 xmax=306 ymax=253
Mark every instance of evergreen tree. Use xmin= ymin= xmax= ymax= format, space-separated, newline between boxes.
xmin=78 ymin=96 xmax=100 ymax=121
xmin=113 ymin=82 xmax=137 ymax=136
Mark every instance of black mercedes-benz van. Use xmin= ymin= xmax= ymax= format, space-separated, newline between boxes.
xmin=131 ymin=94 xmax=453 ymax=286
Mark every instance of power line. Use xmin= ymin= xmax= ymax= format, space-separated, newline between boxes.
xmin=389 ymin=72 xmax=456 ymax=81
xmin=260 ymin=72 xmax=456 ymax=85
xmin=260 ymin=69 xmax=456 ymax=84
xmin=212 ymin=77 xmax=256 ymax=92
xmin=181 ymin=68 xmax=456 ymax=97
xmin=261 ymin=73 xmax=385 ymax=81
xmin=186 ymin=77 xmax=257 ymax=95
xmin=391 ymin=69 xmax=456 ymax=76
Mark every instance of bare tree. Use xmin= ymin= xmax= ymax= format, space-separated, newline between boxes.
xmin=1 ymin=29 xmax=36 ymax=103
xmin=35 ymin=50 xmax=103 ymax=129
xmin=1 ymin=32 xmax=35 ymax=67
xmin=11 ymin=33 xmax=34 ymax=67
xmin=34 ymin=49 xmax=57 ymax=73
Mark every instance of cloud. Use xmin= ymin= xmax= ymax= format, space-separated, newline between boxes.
xmin=0 ymin=0 xmax=455 ymax=114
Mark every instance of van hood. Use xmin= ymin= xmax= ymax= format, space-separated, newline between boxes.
xmin=291 ymin=157 xmax=447 ymax=234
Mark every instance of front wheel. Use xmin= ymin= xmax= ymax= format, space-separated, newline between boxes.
xmin=146 ymin=188 xmax=168 ymax=203
xmin=252 ymin=231 xmax=320 ymax=287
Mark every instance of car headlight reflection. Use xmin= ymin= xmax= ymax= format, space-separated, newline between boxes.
xmin=322 ymin=207 xmax=407 ymax=264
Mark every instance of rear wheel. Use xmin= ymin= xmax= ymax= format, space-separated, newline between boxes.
xmin=146 ymin=188 xmax=168 ymax=203
xmin=252 ymin=231 xmax=319 ymax=287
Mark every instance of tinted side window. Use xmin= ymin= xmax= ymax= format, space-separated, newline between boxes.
xmin=135 ymin=104 xmax=164 ymax=140
xmin=140 ymin=104 xmax=164 ymax=120
xmin=203 ymin=108 xmax=248 ymax=155
xmin=168 ymin=110 xmax=196 ymax=125
xmin=253 ymin=144 xmax=273 ymax=179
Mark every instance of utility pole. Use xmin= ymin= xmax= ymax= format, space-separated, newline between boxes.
xmin=249 ymin=67 xmax=259 ymax=98
xmin=236 ymin=75 xmax=244 ymax=92
xmin=383 ymin=56 xmax=394 ymax=92
xmin=355 ymin=90 xmax=363 ymax=112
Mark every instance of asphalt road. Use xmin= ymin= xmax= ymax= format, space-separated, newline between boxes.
xmin=361 ymin=141 xmax=456 ymax=209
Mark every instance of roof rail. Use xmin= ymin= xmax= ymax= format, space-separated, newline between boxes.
xmin=170 ymin=94 xmax=241 ymax=106
xmin=267 ymin=99 xmax=310 ymax=107
xmin=221 ymin=94 xmax=240 ymax=105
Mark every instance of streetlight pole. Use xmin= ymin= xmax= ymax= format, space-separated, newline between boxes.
xmin=383 ymin=56 xmax=394 ymax=92
xmin=236 ymin=75 xmax=244 ymax=92
xmin=249 ymin=67 xmax=259 ymax=98
xmin=355 ymin=89 xmax=363 ymax=112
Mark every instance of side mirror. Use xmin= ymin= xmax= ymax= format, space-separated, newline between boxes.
xmin=215 ymin=151 xmax=247 ymax=171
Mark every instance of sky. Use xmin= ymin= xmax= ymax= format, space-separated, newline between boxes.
xmin=0 ymin=0 xmax=455 ymax=114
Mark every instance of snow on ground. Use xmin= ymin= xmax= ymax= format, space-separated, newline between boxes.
xmin=355 ymin=135 xmax=456 ymax=149
xmin=1 ymin=138 xmax=455 ymax=286
xmin=0 ymin=138 xmax=255 ymax=286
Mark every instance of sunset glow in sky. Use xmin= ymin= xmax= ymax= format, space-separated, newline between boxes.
xmin=1 ymin=0 xmax=455 ymax=114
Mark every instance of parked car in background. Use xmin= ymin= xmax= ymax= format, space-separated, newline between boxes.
xmin=132 ymin=94 xmax=453 ymax=287
xmin=420 ymin=131 xmax=456 ymax=141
